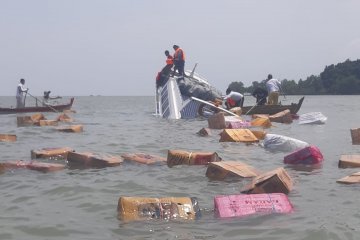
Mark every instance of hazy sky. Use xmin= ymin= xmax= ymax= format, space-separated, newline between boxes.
xmin=1 ymin=0 xmax=360 ymax=96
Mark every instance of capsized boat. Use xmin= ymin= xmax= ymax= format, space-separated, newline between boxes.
xmin=0 ymin=97 xmax=74 ymax=114
xmin=155 ymin=65 xmax=222 ymax=119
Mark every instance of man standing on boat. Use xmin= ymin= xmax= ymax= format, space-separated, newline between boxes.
xmin=265 ymin=74 xmax=282 ymax=105
xmin=16 ymin=78 xmax=28 ymax=108
xmin=172 ymin=45 xmax=185 ymax=77
xmin=224 ymin=88 xmax=244 ymax=109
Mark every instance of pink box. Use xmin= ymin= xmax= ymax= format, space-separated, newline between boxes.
xmin=226 ymin=121 xmax=251 ymax=129
xmin=284 ymin=145 xmax=323 ymax=165
xmin=214 ymin=193 xmax=293 ymax=218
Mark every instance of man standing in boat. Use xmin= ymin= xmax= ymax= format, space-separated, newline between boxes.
xmin=172 ymin=45 xmax=185 ymax=77
xmin=16 ymin=78 xmax=28 ymax=108
xmin=265 ymin=74 xmax=282 ymax=105
xmin=224 ymin=88 xmax=244 ymax=109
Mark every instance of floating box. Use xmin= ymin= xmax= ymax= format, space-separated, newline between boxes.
xmin=0 ymin=160 xmax=65 ymax=173
xmin=219 ymin=129 xmax=259 ymax=143
xmin=197 ymin=127 xmax=211 ymax=137
xmin=251 ymin=117 xmax=272 ymax=128
xmin=67 ymin=151 xmax=122 ymax=168
xmin=284 ymin=146 xmax=324 ymax=165
xmin=121 ymin=153 xmax=166 ymax=165
xmin=39 ymin=120 xmax=58 ymax=126
xmin=269 ymin=109 xmax=293 ymax=124
xmin=0 ymin=134 xmax=17 ymax=142
xmin=56 ymin=125 xmax=83 ymax=133
xmin=225 ymin=116 xmax=249 ymax=129
xmin=252 ymin=114 xmax=269 ymax=119
xmin=338 ymin=155 xmax=360 ymax=168
xmin=250 ymin=130 xmax=267 ymax=140
xmin=206 ymin=161 xmax=260 ymax=180
xmin=63 ymin=109 xmax=77 ymax=114
xmin=56 ymin=113 xmax=73 ymax=122
xmin=117 ymin=197 xmax=200 ymax=221
xmin=31 ymin=113 xmax=46 ymax=122
xmin=337 ymin=172 xmax=360 ymax=184
xmin=31 ymin=147 xmax=74 ymax=159
xmin=17 ymin=116 xmax=34 ymax=127
xmin=208 ymin=112 xmax=226 ymax=129
xmin=241 ymin=167 xmax=293 ymax=194
xmin=167 ymin=150 xmax=221 ymax=167
xmin=214 ymin=193 xmax=293 ymax=218
xmin=350 ymin=128 xmax=360 ymax=145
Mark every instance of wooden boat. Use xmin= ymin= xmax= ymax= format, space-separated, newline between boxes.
xmin=0 ymin=97 xmax=74 ymax=114
xmin=240 ymin=97 xmax=305 ymax=115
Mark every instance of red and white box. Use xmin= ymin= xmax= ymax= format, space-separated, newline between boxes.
xmin=214 ymin=193 xmax=293 ymax=218
xmin=284 ymin=145 xmax=323 ymax=165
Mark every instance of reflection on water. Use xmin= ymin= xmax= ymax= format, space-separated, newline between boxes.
xmin=1 ymin=95 xmax=360 ymax=239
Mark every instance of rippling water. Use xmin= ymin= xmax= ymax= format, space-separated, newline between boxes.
xmin=1 ymin=95 xmax=360 ymax=240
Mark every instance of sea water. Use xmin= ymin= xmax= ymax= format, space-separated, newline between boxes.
xmin=1 ymin=95 xmax=360 ymax=240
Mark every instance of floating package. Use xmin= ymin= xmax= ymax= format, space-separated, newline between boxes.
xmin=262 ymin=134 xmax=309 ymax=152
xmin=298 ymin=112 xmax=327 ymax=124
xmin=167 ymin=150 xmax=221 ymax=167
xmin=284 ymin=146 xmax=324 ymax=165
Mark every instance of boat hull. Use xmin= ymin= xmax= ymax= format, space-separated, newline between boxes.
xmin=241 ymin=97 xmax=305 ymax=115
xmin=0 ymin=98 xmax=74 ymax=114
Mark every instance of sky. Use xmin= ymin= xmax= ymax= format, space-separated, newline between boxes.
xmin=1 ymin=0 xmax=360 ymax=96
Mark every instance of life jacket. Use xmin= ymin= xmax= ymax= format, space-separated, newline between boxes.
xmin=166 ymin=55 xmax=173 ymax=65
xmin=173 ymin=48 xmax=185 ymax=61
xmin=226 ymin=98 xmax=236 ymax=107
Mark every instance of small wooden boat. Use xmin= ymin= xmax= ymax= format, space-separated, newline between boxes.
xmin=0 ymin=98 xmax=74 ymax=114
xmin=241 ymin=97 xmax=305 ymax=115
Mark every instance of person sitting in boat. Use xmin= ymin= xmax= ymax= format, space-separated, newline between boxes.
xmin=16 ymin=78 xmax=28 ymax=108
xmin=171 ymin=44 xmax=185 ymax=77
xmin=265 ymin=74 xmax=282 ymax=105
xmin=252 ymin=87 xmax=268 ymax=105
xmin=224 ymin=88 xmax=244 ymax=110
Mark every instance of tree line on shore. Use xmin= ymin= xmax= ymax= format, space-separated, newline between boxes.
xmin=228 ymin=59 xmax=360 ymax=95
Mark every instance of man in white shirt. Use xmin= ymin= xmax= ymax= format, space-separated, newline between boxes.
xmin=265 ymin=74 xmax=282 ymax=105
xmin=224 ymin=88 xmax=244 ymax=109
xmin=16 ymin=78 xmax=28 ymax=108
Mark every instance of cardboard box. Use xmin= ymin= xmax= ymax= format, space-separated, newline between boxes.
xmin=121 ymin=153 xmax=166 ymax=165
xmin=350 ymin=128 xmax=360 ymax=145
xmin=31 ymin=147 xmax=74 ymax=159
xmin=337 ymin=172 xmax=360 ymax=184
xmin=214 ymin=193 xmax=293 ymax=218
xmin=250 ymin=117 xmax=272 ymax=128
xmin=17 ymin=116 xmax=34 ymax=127
xmin=31 ymin=113 xmax=46 ymax=122
xmin=197 ymin=127 xmax=211 ymax=137
xmin=167 ymin=150 xmax=221 ymax=167
xmin=219 ymin=129 xmax=259 ymax=143
xmin=250 ymin=130 xmax=267 ymax=140
xmin=0 ymin=160 xmax=65 ymax=173
xmin=117 ymin=197 xmax=200 ymax=221
xmin=338 ymin=155 xmax=360 ymax=168
xmin=252 ymin=114 xmax=269 ymax=119
xmin=67 ymin=151 xmax=123 ymax=168
xmin=39 ymin=120 xmax=58 ymax=126
xmin=284 ymin=146 xmax=324 ymax=165
xmin=0 ymin=134 xmax=17 ymax=142
xmin=269 ymin=109 xmax=293 ymax=124
xmin=241 ymin=167 xmax=293 ymax=194
xmin=56 ymin=125 xmax=83 ymax=133
xmin=206 ymin=161 xmax=260 ymax=180
xmin=56 ymin=113 xmax=73 ymax=122
xmin=208 ymin=112 xmax=226 ymax=129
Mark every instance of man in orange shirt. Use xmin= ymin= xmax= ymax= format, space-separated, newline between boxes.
xmin=172 ymin=45 xmax=185 ymax=77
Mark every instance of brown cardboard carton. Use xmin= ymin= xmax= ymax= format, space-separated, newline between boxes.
xmin=250 ymin=117 xmax=272 ymax=128
xmin=219 ymin=129 xmax=259 ymax=143
xmin=338 ymin=155 xmax=360 ymax=168
xmin=56 ymin=113 xmax=73 ymax=122
xmin=241 ymin=167 xmax=293 ymax=194
xmin=197 ymin=127 xmax=211 ymax=137
xmin=39 ymin=120 xmax=58 ymax=126
xmin=0 ymin=160 xmax=65 ymax=173
xmin=17 ymin=116 xmax=35 ymax=127
xmin=31 ymin=113 xmax=46 ymax=123
xmin=67 ymin=151 xmax=122 ymax=168
xmin=121 ymin=153 xmax=166 ymax=165
xmin=208 ymin=112 xmax=226 ymax=129
xmin=206 ymin=161 xmax=260 ymax=180
xmin=337 ymin=172 xmax=360 ymax=184
xmin=350 ymin=128 xmax=360 ymax=145
xmin=269 ymin=109 xmax=293 ymax=124
xmin=252 ymin=114 xmax=269 ymax=119
xmin=56 ymin=125 xmax=83 ymax=133
xmin=0 ymin=134 xmax=17 ymax=142
xmin=250 ymin=130 xmax=267 ymax=140
xmin=167 ymin=150 xmax=221 ymax=167
xmin=31 ymin=147 xmax=74 ymax=159
xmin=117 ymin=196 xmax=200 ymax=221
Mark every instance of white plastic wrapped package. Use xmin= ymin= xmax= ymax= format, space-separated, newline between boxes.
xmin=262 ymin=134 xmax=309 ymax=152
xmin=298 ymin=112 xmax=327 ymax=125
